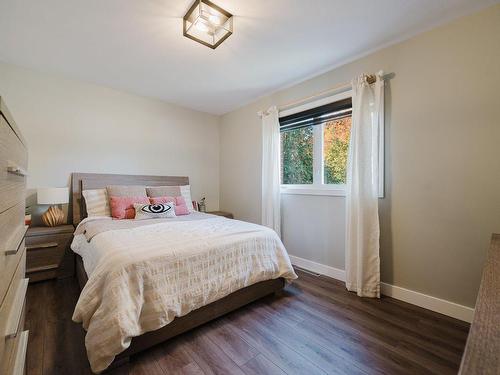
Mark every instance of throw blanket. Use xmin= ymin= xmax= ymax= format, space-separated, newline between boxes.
xmin=74 ymin=211 xmax=217 ymax=242
xmin=71 ymin=216 xmax=297 ymax=373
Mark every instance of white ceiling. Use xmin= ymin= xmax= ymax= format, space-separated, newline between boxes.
xmin=0 ymin=0 xmax=496 ymax=114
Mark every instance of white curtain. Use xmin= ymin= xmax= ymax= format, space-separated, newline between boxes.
xmin=260 ymin=106 xmax=281 ymax=237
xmin=345 ymin=73 xmax=384 ymax=298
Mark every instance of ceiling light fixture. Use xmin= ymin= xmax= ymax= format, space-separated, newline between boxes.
xmin=183 ymin=0 xmax=233 ymax=49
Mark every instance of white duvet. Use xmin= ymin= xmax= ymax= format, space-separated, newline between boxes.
xmin=71 ymin=215 xmax=297 ymax=373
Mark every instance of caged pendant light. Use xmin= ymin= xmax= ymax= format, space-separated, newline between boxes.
xmin=183 ymin=0 xmax=233 ymax=49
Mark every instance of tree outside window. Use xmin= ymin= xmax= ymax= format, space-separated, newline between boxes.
xmin=280 ymin=116 xmax=351 ymax=185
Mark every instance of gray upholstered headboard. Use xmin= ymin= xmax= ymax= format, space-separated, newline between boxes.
xmin=70 ymin=172 xmax=189 ymax=225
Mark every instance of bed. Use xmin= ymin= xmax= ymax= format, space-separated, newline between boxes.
xmin=69 ymin=173 xmax=297 ymax=373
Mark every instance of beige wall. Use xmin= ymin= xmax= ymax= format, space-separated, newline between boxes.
xmin=220 ymin=4 xmax=500 ymax=307
xmin=0 ymin=63 xmax=220 ymax=215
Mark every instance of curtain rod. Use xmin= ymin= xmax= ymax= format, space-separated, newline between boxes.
xmin=258 ymin=72 xmax=382 ymax=117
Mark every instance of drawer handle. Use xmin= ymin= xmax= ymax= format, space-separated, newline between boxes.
xmin=5 ymin=225 xmax=28 ymax=256
xmin=6 ymin=161 xmax=28 ymax=177
xmin=27 ymin=264 xmax=59 ymax=273
xmin=26 ymin=242 xmax=58 ymax=250
xmin=3 ymin=330 xmax=29 ymax=375
xmin=5 ymin=278 xmax=29 ymax=339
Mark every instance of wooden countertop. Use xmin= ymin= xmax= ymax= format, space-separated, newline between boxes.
xmin=458 ymin=233 xmax=500 ymax=374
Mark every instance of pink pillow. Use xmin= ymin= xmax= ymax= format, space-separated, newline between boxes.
xmin=110 ymin=196 xmax=150 ymax=219
xmin=150 ymin=196 xmax=189 ymax=216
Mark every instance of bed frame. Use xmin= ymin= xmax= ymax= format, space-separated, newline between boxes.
xmin=70 ymin=172 xmax=285 ymax=370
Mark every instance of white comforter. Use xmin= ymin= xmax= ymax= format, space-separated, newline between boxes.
xmin=71 ymin=215 xmax=297 ymax=373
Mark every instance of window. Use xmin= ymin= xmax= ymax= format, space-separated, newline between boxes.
xmin=279 ymin=93 xmax=353 ymax=196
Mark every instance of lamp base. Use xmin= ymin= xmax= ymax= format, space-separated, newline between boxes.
xmin=41 ymin=205 xmax=65 ymax=227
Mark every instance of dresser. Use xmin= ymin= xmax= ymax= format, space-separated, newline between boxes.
xmin=0 ymin=97 xmax=29 ymax=375
xmin=458 ymin=234 xmax=500 ymax=374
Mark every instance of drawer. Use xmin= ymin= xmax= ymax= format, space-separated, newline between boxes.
xmin=27 ymin=244 xmax=64 ymax=270
xmin=26 ymin=232 xmax=73 ymax=249
xmin=0 ymin=115 xmax=27 ymax=214
xmin=0 ymin=250 xmax=27 ymax=370
xmin=0 ymin=203 xmax=25 ymax=299
xmin=1 ymin=330 xmax=28 ymax=375
xmin=0 ymin=97 xmax=26 ymax=147
xmin=0 ymin=202 xmax=24 ymax=252
xmin=0 ymin=236 xmax=26 ymax=310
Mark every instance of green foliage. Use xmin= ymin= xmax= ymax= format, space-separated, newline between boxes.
xmin=281 ymin=127 xmax=313 ymax=184
xmin=324 ymin=118 xmax=351 ymax=184
xmin=324 ymin=138 xmax=349 ymax=184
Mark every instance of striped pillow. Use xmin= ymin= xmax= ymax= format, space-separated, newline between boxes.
xmin=82 ymin=189 xmax=111 ymax=217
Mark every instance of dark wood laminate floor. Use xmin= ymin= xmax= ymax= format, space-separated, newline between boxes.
xmin=24 ymin=269 xmax=470 ymax=375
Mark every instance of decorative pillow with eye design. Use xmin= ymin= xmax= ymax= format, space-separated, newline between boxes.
xmin=134 ymin=202 xmax=176 ymax=220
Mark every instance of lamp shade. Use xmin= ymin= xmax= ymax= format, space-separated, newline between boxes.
xmin=37 ymin=187 xmax=69 ymax=205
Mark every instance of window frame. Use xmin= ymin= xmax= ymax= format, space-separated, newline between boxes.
xmin=279 ymin=90 xmax=384 ymax=197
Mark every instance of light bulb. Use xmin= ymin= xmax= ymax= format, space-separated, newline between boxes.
xmin=195 ymin=19 xmax=209 ymax=32
xmin=208 ymin=14 xmax=221 ymax=25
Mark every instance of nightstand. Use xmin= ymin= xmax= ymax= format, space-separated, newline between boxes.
xmin=25 ymin=224 xmax=75 ymax=282
xmin=207 ymin=211 xmax=234 ymax=219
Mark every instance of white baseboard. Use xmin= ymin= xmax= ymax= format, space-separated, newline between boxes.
xmin=289 ymin=255 xmax=346 ymax=281
xmin=379 ymin=283 xmax=474 ymax=323
xmin=289 ymin=255 xmax=474 ymax=323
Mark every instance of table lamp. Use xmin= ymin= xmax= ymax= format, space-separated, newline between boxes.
xmin=37 ymin=187 xmax=69 ymax=227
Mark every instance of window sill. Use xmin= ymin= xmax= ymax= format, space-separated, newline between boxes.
xmin=280 ymin=185 xmax=346 ymax=197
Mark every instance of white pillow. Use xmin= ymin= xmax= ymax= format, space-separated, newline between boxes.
xmin=179 ymin=185 xmax=194 ymax=212
xmin=134 ymin=202 xmax=176 ymax=220
xmin=82 ymin=189 xmax=111 ymax=217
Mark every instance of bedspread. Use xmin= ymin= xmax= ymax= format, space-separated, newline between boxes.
xmin=74 ymin=211 xmax=218 ymax=241
xmin=71 ymin=216 xmax=297 ymax=373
